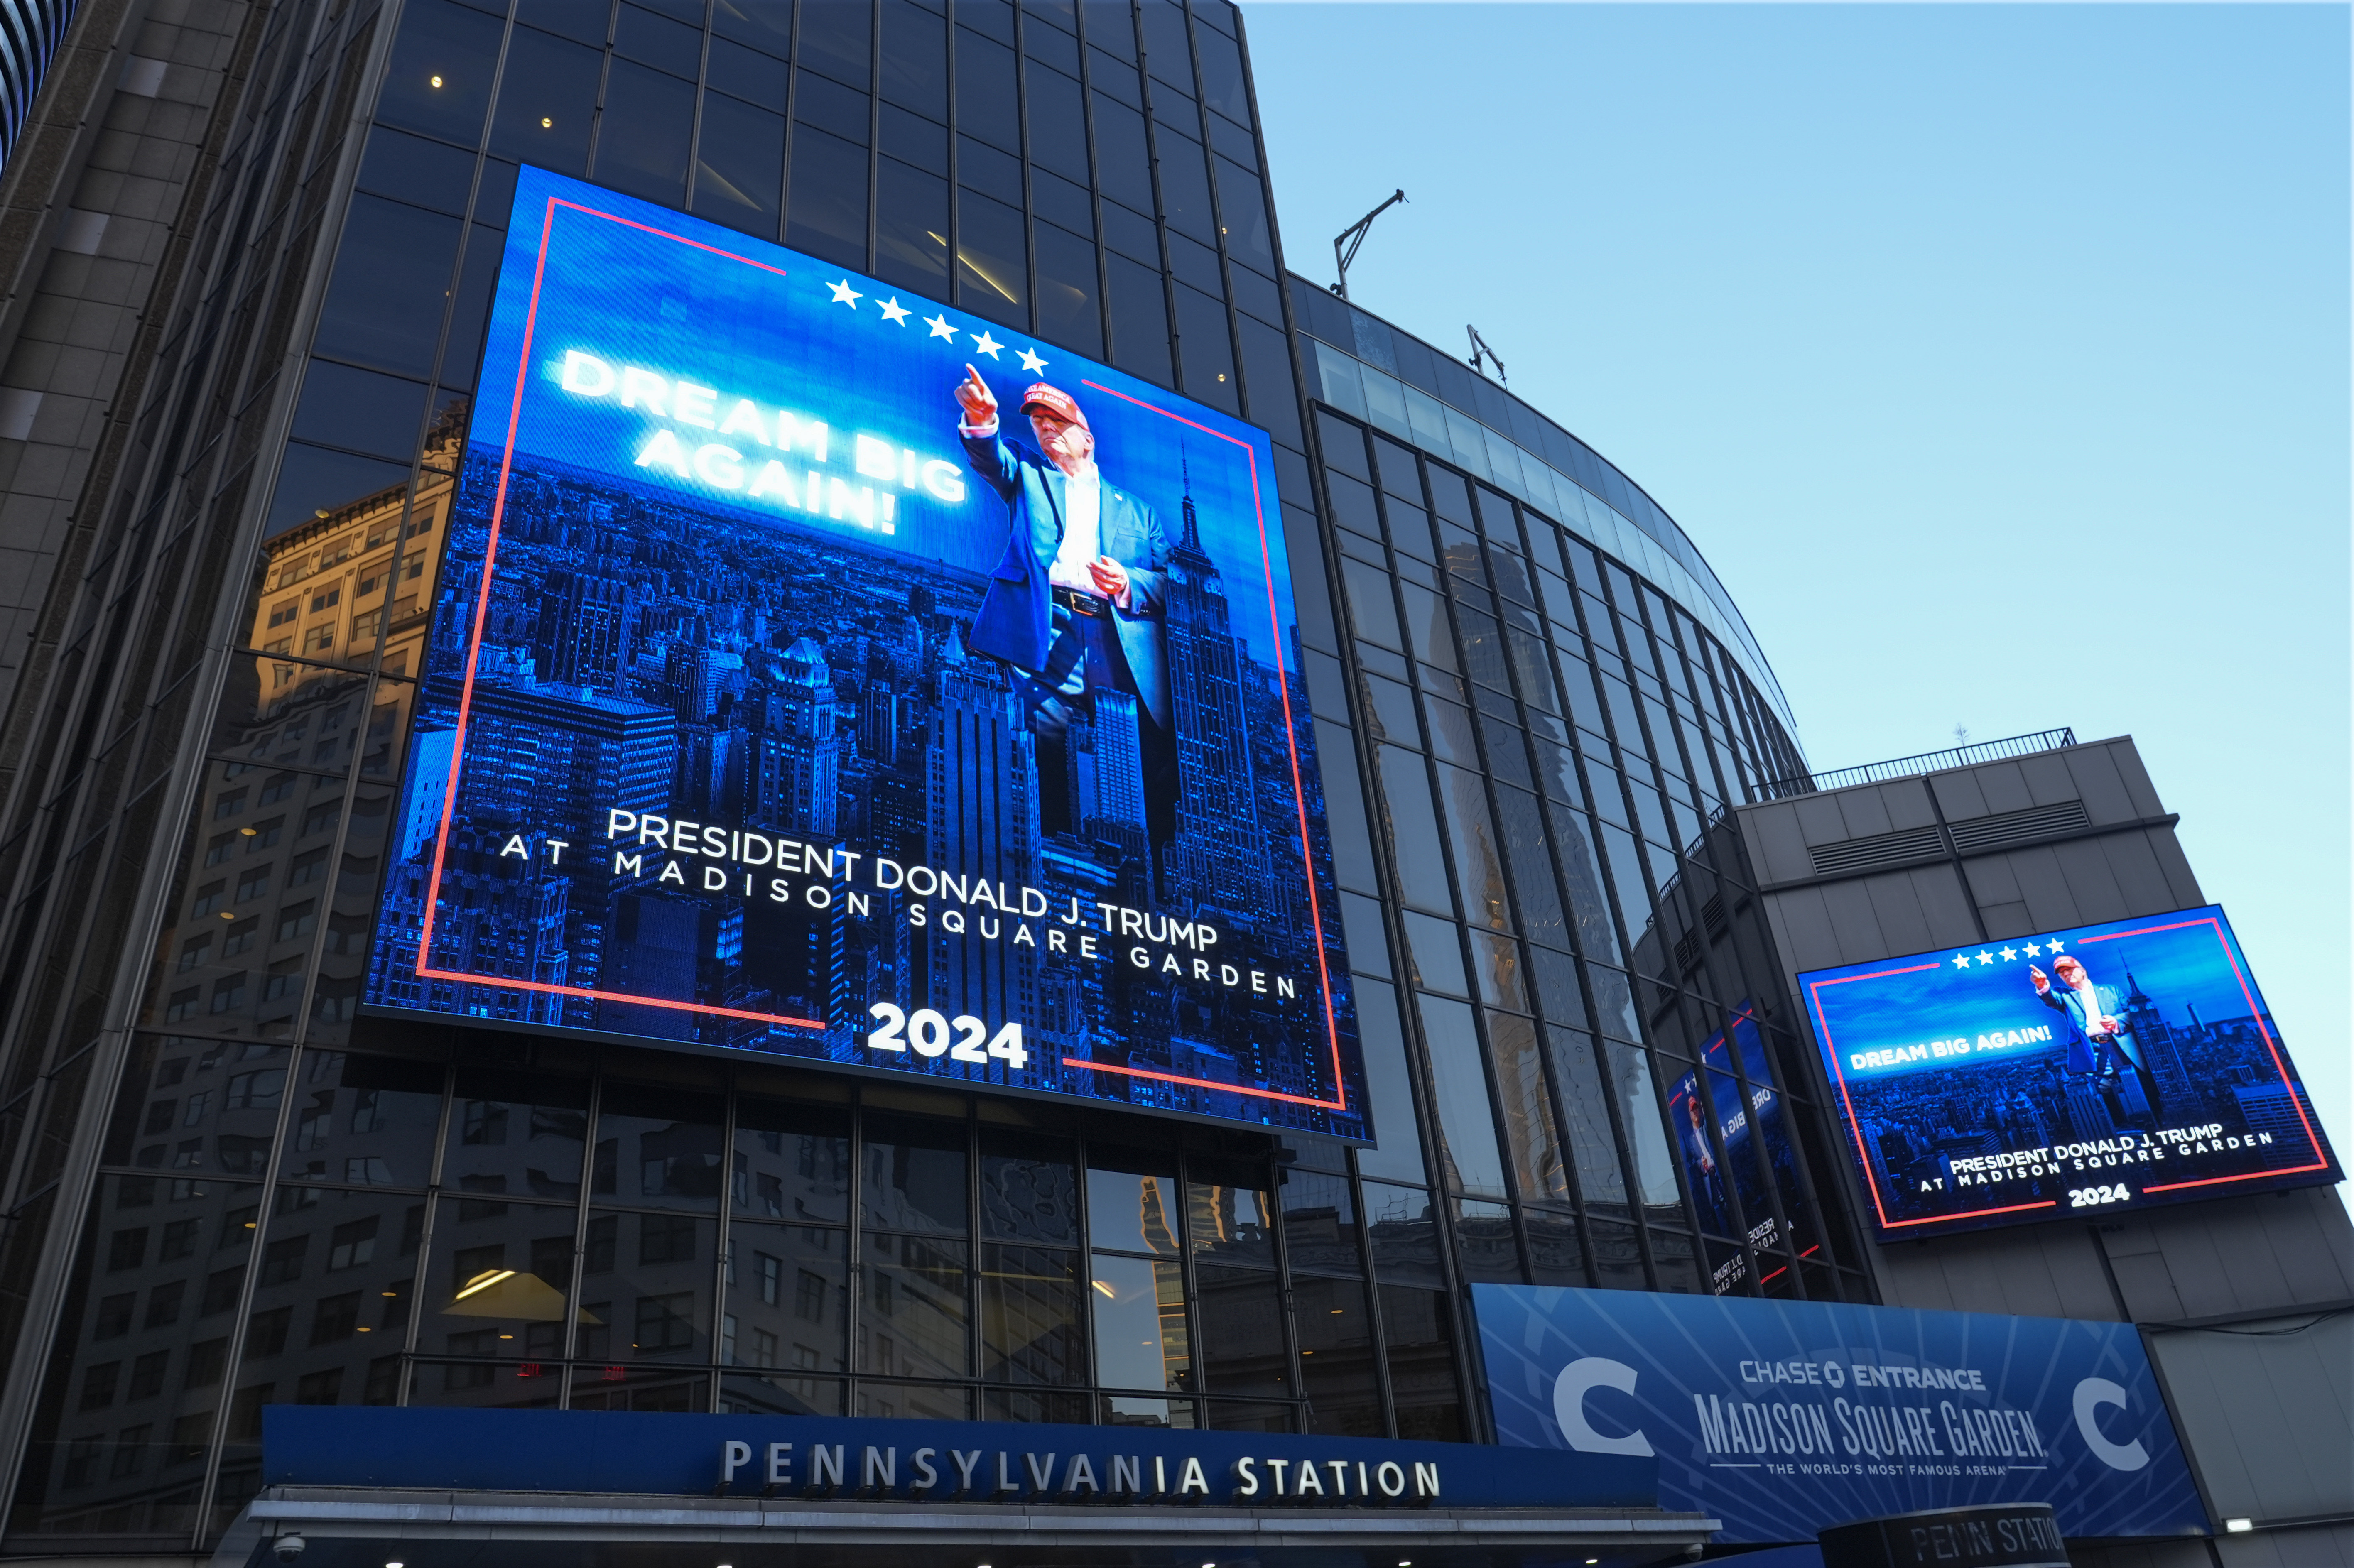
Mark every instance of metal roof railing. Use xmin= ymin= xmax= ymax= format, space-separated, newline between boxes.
xmin=1752 ymin=728 xmax=2079 ymax=803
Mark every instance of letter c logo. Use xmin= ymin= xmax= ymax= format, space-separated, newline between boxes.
xmin=1552 ymin=1357 xmax=1654 ymax=1457
xmin=2072 ymin=1377 xmax=2150 ymax=1471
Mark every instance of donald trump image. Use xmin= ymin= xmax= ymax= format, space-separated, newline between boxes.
xmin=954 ymin=366 xmax=1176 ymax=862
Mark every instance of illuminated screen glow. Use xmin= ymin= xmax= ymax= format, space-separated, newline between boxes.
xmin=1801 ymin=904 xmax=2337 ymax=1239
xmin=363 ymin=166 xmax=1366 ymax=1138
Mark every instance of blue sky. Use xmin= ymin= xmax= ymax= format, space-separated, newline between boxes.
xmin=1244 ymin=4 xmax=2350 ymax=1192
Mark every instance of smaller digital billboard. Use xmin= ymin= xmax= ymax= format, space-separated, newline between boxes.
xmin=1800 ymin=904 xmax=2338 ymax=1238
xmin=1665 ymin=1005 xmax=1820 ymax=1292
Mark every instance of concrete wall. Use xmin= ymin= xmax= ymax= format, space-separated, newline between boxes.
xmin=1731 ymin=737 xmax=2353 ymax=1566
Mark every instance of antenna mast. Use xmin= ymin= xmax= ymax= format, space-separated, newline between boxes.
xmin=1330 ymin=189 xmax=1407 ymax=302
xmin=1466 ymin=324 xmax=1507 ymax=387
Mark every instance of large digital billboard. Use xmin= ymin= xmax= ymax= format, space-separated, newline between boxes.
xmin=1800 ymin=904 xmax=2336 ymax=1238
xmin=362 ymin=166 xmax=1365 ymax=1138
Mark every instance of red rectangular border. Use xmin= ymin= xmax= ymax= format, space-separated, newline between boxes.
xmin=1808 ymin=915 xmax=2328 ymax=1234
xmin=408 ymin=191 xmax=1352 ymax=1114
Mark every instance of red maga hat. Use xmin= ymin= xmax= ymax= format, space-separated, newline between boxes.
xmin=1020 ymin=383 xmax=1089 ymax=430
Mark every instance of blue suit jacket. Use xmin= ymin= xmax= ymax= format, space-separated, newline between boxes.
xmin=962 ymin=430 xmax=1172 ymax=729
xmin=2039 ymin=982 xmax=2146 ymax=1076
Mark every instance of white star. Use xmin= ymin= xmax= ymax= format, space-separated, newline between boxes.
xmin=924 ymin=313 xmax=957 ymax=341
xmin=877 ymin=296 xmax=910 ymax=325
xmin=826 ymin=279 xmax=863 ymax=307
xmin=2023 ymin=941 xmax=2042 ymax=958
xmin=2045 ymin=938 xmax=2066 ymax=955
xmin=1953 ymin=954 xmax=1974 ymax=971
xmin=1975 ymin=951 xmax=1994 ymax=966
xmin=1999 ymin=947 xmax=2018 ymax=962
xmin=971 ymin=330 xmax=1005 ymax=359
xmin=1017 ymin=346 xmax=1049 ymax=374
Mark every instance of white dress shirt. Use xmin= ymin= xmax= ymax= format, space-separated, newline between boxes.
xmin=965 ymin=414 xmax=1125 ymax=605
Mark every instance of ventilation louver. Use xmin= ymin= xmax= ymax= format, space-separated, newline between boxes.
xmin=1947 ymin=799 xmax=2092 ymax=854
xmin=1807 ymin=825 xmax=1945 ymax=877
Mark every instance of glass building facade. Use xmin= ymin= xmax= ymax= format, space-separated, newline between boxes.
xmin=0 ymin=0 xmax=1866 ymax=1555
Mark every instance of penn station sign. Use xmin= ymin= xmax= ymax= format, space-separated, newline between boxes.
xmin=718 ymin=1434 xmax=1445 ymax=1503
xmin=263 ymin=1406 xmax=1655 ymax=1512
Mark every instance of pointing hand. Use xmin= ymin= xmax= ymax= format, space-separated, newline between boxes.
xmin=955 ymin=364 xmax=997 ymax=425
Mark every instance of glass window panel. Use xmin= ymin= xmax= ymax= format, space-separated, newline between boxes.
xmin=1606 ymin=1041 xmax=1682 ymax=1219
xmin=954 ymin=25 xmax=1020 ymax=147
xmin=1586 ymin=960 xmax=1643 ymax=1044
xmin=861 ymin=1113 xmax=969 ymax=1234
xmin=313 ymin=195 xmax=462 ymax=381
xmin=1292 ymin=1274 xmax=1378 ymax=1436
xmin=593 ymin=60 xmax=696 ymax=206
xmin=723 ymin=1222 xmax=846 ymax=1373
xmin=1089 ymin=92 xmax=1155 ymax=213
xmin=1184 ymin=1166 xmax=1274 ymax=1269
xmin=978 ymin=1130 xmax=1079 ymax=1243
xmin=1586 ymin=1215 xmax=1647 ymax=1291
xmin=1528 ymin=1209 xmax=1587 ymax=1286
xmin=444 ymin=1068 xmax=588 ymax=1203
xmin=591 ymin=1087 xmax=723 ymax=1212
xmin=424 ymin=1197 xmax=579 ymax=1361
xmin=784 ymin=124 xmax=870 ymax=269
xmin=1339 ymin=558 xmax=1400 ymax=652
xmin=1485 ymin=1012 xmax=1565 ymax=1205
xmin=1101 ymin=1394 xmax=1194 ymax=1428
xmin=487 ymin=27 xmax=603 ymax=175
xmin=1398 ymin=910 xmax=1465 ymax=999
xmin=1194 ymin=1263 xmax=1286 ymax=1399
xmin=1471 ymin=929 xmax=1528 ymax=1013
xmin=11 ymin=1177 xmax=261 ymax=1541
xmin=579 ymin=1211 xmax=715 ymax=1361
xmin=1435 ymin=762 xmax=1510 ymax=933
xmin=1378 ymin=1282 xmax=1462 ymax=1440
xmin=406 ymin=1360 xmax=559 ymax=1409
xmin=1375 ymin=745 xmax=1450 ymax=917
xmin=1355 ymin=669 xmax=1417 ymax=751
xmin=721 ymin=1370 xmax=845 ymax=1415
xmin=1351 ymin=980 xmax=1428 ymax=1186
xmin=985 ymin=1387 xmax=1093 ymax=1424
xmin=954 ymin=187 xmax=1027 ymax=327
xmin=692 ymin=92 xmax=785 ymax=237
xmin=613 ymin=2 xmax=701 ymax=76
xmin=275 ymin=1051 xmax=441 ymax=1187
xmin=858 ymin=1233 xmax=970 ymax=1378
xmin=1172 ymin=282 xmax=1236 ymax=412
xmin=1361 ymin=1181 xmax=1440 ymax=1288
xmin=708 ymin=36 xmax=790 ymax=106
xmin=567 ymin=1365 xmax=712 ymax=1411
xmin=1033 ymin=219 xmax=1103 ymax=358
xmin=979 ymin=1244 xmax=1084 ymax=1384
xmin=1025 ymin=61 xmax=1089 ymax=183
xmin=799 ymin=0 xmax=874 ymax=85
xmin=1416 ymin=994 xmax=1505 ymax=1199
xmin=1088 ymin=1252 xmax=1188 ymax=1392
xmin=1491 ymin=786 xmax=1566 ymax=953
xmin=1397 ymin=582 xmax=1454 ymax=675
xmin=1422 ymin=694 xmax=1476 ymax=766
xmin=1453 ymin=1196 xmax=1518 ymax=1283
xmin=1276 ymin=1169 xmax=1358 ymax=1276
xmin=731 ymin=1097 xmax=849 ymax=1223
xmin=874 ymin=156 xmax=950 ymax=292
xmin=290 ymin=360 xmax=430 ymax=466
xmin=376 ymin=0 xmax=503 ymax=147
xmin=1104 ymin=250 xmax=1174 ymax=380
xmin=854 ymin=1381 xmax=972 ymax=1420
xmin=1084 ymin=1164 xmax=1179 ymax=1255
